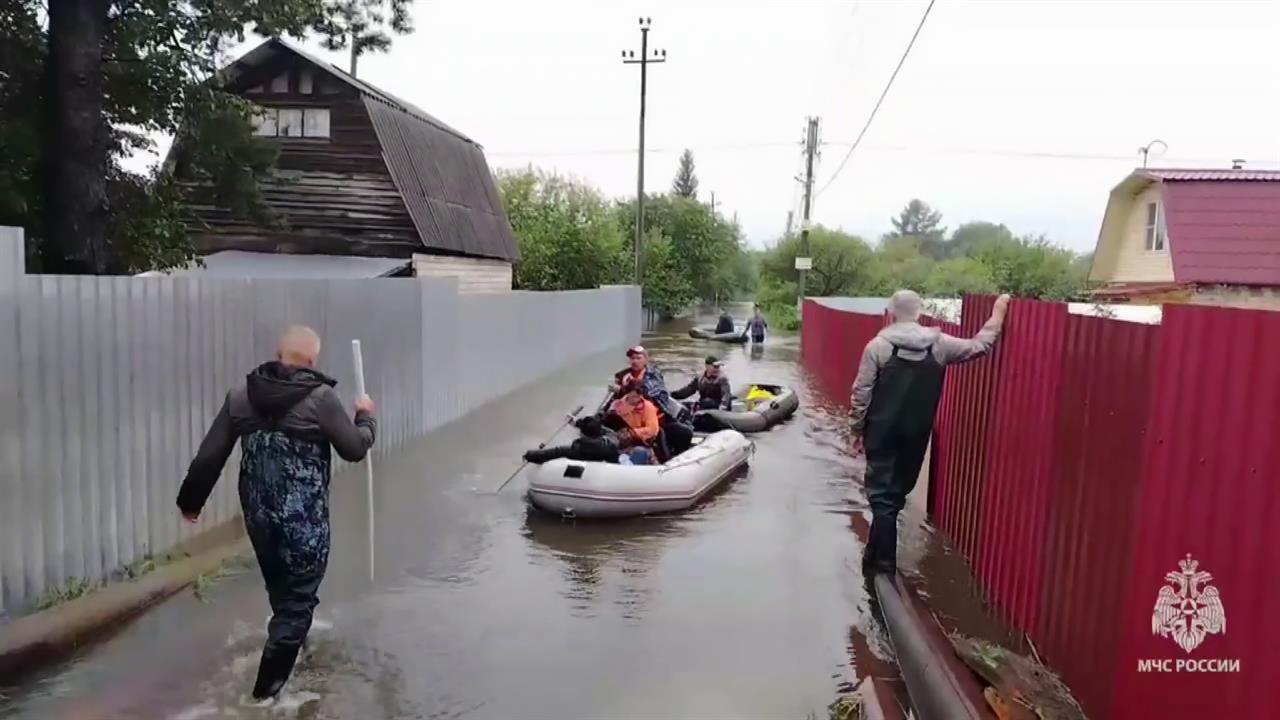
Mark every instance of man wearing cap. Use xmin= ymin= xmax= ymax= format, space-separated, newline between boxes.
xmin=850 ymin=290 xmax=1011 ymax=577
xmin=672 ymin=356 xmax=733 ymax=411
xmin=611 ymin=345 xmax=694 ymax=456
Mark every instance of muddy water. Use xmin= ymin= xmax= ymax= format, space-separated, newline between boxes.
xmin=0 ymin=306 xmax=938 ymax=720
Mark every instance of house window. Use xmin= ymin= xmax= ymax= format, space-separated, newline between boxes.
xmin=1144 ymin=202 xmax=1166 ymax=251
xmin=252 ymin=107 xmax=331 ymax=139
xmin=269 ymin=72 xmax=290 ymax=93
xmin=299 ymin=70 xmax=313 ymax=95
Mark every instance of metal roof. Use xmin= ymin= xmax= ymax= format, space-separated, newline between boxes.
xmin=1162 ymin=180 xmax=1280 ymax=285
xmin=218 ymin=39 xmax=521 ymax=263
xmin=1141 ymin=168 xmax=1280 ymax=182
xmin=136 ymin=251 xmax=410 ymax=279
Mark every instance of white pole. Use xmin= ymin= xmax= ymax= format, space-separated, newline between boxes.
xmin=351 ymin=340 xmax=374 ymax=584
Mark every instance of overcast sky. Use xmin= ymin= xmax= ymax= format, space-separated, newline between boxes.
xmin=134 ymin=0 xmax=1280 ymax=253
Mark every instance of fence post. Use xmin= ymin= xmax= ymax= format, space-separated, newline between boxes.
xmin=0 ymin=226 xmax=23 ymax=613
xmin=0 ymin=226 xmax=22 ymax=289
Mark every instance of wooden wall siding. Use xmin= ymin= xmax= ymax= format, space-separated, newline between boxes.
xmin=186 ymin=65 xmax=420 ymax=257
xmin=412 ymin=253 xmax=512 ymax=293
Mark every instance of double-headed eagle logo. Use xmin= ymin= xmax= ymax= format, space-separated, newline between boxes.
xmin=1151 ymin=554 xmax=1226 ymax=654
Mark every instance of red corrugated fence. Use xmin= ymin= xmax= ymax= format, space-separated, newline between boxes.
xmin=801 ymin=296 xmax=1279 ymax=720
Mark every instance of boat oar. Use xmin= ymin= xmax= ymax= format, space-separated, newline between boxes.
xmin=493 ymin=404 xmax=585 ymax=494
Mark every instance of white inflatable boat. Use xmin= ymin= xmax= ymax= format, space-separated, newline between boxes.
xmin=526 ymin=430 xmax=753 ymax=518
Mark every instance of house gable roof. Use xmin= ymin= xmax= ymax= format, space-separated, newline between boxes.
xmin=1091 ymin=168 xmax=1280 ymax=286
xmin=220 ymin=39 xmax=520 ymax=262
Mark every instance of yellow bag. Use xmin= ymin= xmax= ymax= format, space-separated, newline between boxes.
xmin=744 ymin=385 xmax=775 ymax=410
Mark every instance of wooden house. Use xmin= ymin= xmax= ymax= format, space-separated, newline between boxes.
xmin=174 ymin=38 xmax=519 ymax=291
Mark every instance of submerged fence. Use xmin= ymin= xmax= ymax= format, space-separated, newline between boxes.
xmin=0 ymin=228 xmax=641 ymax=614
xmin=801 ymin=295 xmax=1280 ymax=720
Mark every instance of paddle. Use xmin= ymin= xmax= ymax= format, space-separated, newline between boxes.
xmin=492 ymin=404 xmax=585 ymax=494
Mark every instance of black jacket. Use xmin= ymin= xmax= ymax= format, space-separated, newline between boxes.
xmin=525 ymin=434 xmax=620 ymax=464
xmin=672 ymin=372 xmax=733 ymax=410
xmin=176 ymin=362 xmax=377 ymax=516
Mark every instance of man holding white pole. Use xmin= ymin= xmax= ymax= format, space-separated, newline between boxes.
xmin=176 ymin=325 xmax=376 ymax=702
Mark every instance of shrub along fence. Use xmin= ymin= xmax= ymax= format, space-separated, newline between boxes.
xmin=801 ymin=294 xmax=1280 ymax=720
xmin=0 ymin=228 xmax=641 ymax=614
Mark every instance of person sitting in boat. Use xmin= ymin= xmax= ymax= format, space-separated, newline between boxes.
xmin=608 ymin=388 xmax=660 ymax=464
xmin=714 ymin=309 xmax=736 ymax=334
xmin=611 ymin=346 xmax=694 ymax=455
xmin=672 ymin=356 xmax=733 ymax=411
xmin=523 ymin=416 xmax=620 ymax=465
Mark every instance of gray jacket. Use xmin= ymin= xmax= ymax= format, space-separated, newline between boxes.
xmin=849 ymin=316 xmax=1004 ymax=435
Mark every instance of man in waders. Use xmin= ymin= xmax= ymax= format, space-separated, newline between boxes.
xmin=176 ymin=325 xmax=376 ymax=702
xmin=850 ymin=291 xmax=1010 ymax=576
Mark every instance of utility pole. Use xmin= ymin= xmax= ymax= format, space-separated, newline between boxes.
xmin=785 ymin=210 xmax=794 ymax=236
xmin=709 ymin=190 xmax=717 ymax=216
xmin=622 ymin=18 xmax=666 ymax=284
xmin=797 ymin=117 xmax=820 ymax=310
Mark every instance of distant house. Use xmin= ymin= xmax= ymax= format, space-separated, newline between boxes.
xmin=1088 ymin=168 xmax=1280 ymax=309
xmin=170 ymin=38 xmax=519 ymax=290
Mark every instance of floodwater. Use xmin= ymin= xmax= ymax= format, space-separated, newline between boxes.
xmin=0 ymin=304 xmax=1009 ymax=720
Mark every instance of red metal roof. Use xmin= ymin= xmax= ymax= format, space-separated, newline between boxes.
xmin=1162 ymin=180 xmax=1280 ymax=285
xmin=1143 ymin=168 xmax=1280 ymax=182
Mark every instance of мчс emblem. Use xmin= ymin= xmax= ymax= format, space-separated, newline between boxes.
xmin=1151 ymin=554 xmax=1226 ymax=654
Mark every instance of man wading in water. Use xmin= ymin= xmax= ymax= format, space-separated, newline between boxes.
xmin=850 ymin=291 xmax=1010 ymax=576
xmin=176 ymin=325 xmax=376 ymax=703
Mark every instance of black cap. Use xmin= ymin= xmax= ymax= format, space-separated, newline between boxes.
xmin=705 ymin=355 xmax=722 ymax=367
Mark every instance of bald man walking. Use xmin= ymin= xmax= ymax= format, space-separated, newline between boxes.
xmin=176 ymin=325 xmax=376 ymax=702
xmin=850 ymin=291 xmax=1010 ymax=577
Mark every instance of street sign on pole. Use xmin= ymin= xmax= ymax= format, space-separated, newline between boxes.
xmin=794 ymin=257 xmax=813 ymax=271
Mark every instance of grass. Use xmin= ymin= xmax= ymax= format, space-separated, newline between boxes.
xmin=34 ymin=577 xmax=95 ymax=611
xmin=803 ymin=695 xmax=865 ymax=720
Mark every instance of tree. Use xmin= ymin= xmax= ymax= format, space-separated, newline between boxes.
xmin=671 ymin=149 xmax=698 ymax=199
xmin=617 ymin=194 xmax=741 ymax=303
xmin=313 ymin=0 xmax=413 ymax=75
xmin=498 ymin=168 xmax=628 ymax=291
xmin=18 ymin=0 xmax=417 ymax=273
xmin=924 ymin=257 xmax=998 ymax=297
xmin=946 ymin=221 xmax=1015 ymax=259
xmin=870 ymin=236 xmax=934 ymax=294
xmin=886 ymin=199 xmax=946 ymax=259
xmin=761 ymin=226 xmax=878 ymax=296
xmin=967 ymin=234 xmax=1087 ymax=299
xmin=639 ymin=229 xmax=696 ymax=318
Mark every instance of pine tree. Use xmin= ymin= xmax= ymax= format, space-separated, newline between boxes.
xmin=671 ymin=149 xmax=699 ymax=199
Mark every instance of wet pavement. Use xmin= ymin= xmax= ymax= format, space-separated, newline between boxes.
xmin=0 ymin=304 xmax=1016 ymax=720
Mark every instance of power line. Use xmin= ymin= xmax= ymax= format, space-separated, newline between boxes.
xmin=814 ymin=0 xmax=937 ymax=198
xmin=486 ymin=141 xmax=1280 ymax=168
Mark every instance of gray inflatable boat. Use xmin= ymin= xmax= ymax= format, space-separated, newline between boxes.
xmin=691 ymin=384 xmax=799 ymax=433
xmin=689 ymin=326 xmax=749 ymax=344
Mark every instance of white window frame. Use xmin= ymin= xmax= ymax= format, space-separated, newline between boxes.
xmin=251 ymin=107 xmax=331 ymax=139
xmin=1144 ymin=201 xmax=1166 ymax=252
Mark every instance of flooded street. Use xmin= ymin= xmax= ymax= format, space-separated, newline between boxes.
xmin=1 ymin=306 xmax=915 ymax=720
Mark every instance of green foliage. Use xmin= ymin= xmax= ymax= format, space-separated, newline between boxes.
xmin=499 ymin=168 xmax=628 ymax=290
xmin=756 ymin=276 xmax=800 ymax=331
xmin=671 ymin=149 xmax=699 ymax=198
xmin=886 ymin=198 xmax=947 ymax=259
xmin=618 ymin=193 xmax=749 ymax=305
xmin=762 ymin=227 xmax=878 ymax=296
xmin=639 ymin=229 xmax=696 ymax=318
xmin=756 ymin=200 xmax=1089 ymax=302
xmin=924 ymin=257 xmax=998 ymax=297
xmin=2 ymin=0 xmax=416 ymax=272
xmin=35 ymin=577 xmax=94 ymax=610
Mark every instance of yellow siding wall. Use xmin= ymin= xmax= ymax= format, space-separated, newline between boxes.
xmin=412 ymin=253 xmax=513 ymax=293
xmin=1109 ymin=185 xmax=1175 ymax=283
